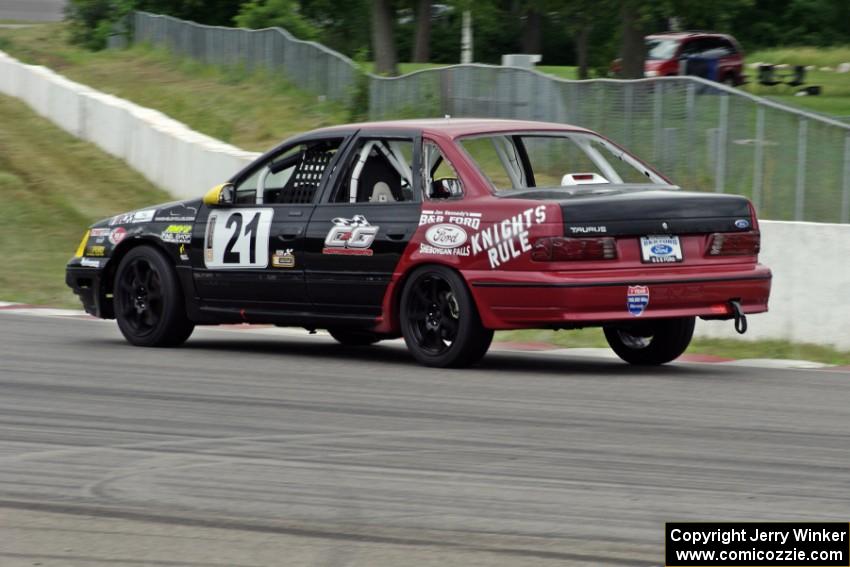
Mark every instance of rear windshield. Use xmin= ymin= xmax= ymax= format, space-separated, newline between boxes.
xmin=458 ymin=132 xmax=669 ymax=194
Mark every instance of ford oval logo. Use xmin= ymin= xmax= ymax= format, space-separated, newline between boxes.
xmin=425 ymin=224 xmax=468 ymax=249
xmin=734 ymin=219 xmax=750 ymax=230
xmin=651 ymin=244 xmax=673 ymax=255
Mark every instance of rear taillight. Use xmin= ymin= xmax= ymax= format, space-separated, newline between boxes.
xmin=531 ymin=237 xmax=617 ymax=262
xmin=707 ymin=232 xmax=760 ymax=256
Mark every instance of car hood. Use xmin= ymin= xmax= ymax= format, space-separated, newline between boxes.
xmin=89 ymin=199 xmax=202 ymax=229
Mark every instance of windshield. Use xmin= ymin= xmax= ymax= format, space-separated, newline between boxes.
xmin=646 ymin=38 xmax=679 ymax=60
xmin=458 ymin=132 xmax=668 ymax=193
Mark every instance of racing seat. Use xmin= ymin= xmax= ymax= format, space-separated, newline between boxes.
xmin=369 ymin=181 xmax=395 ymax=203
xmin=356 ymin=152 xmax=403 ymax=202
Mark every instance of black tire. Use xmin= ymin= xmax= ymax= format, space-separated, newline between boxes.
xmin=603 ymin=317 xmax=695 ymax=366
xmin=327 ymin=328 xmax=382 ymax=346
xmin=113 ymin=246 xmax=194 ymax=347
xmin=400 ymin=265 xmax=493 ymax=368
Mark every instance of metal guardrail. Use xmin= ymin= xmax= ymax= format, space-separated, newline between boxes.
xmin=133 ymin=11 xmax=850 ymax=224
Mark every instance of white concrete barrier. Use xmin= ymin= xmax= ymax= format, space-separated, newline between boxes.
xmin=1 ymin=50 xmax=848 ymax=350
xmin=696 ymin=221 xmax=850 ymax=350
xmin=0 ymin=49 xmax=259 ymax=199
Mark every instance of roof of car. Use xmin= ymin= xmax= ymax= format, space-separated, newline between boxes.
xmin=308 ymin=118 xmax=593 ymax=139
xmin=646 ymin=31 xmax=732 ymax=40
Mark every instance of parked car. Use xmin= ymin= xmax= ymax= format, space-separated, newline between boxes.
xmin=612 ymin=31 xmax=745 ymax=85
xmin=67 ymin=119 xmax=770 ymax=368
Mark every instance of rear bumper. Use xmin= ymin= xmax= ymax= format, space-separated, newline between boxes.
xmin=468 ymin=265 xmax=772 ymax=329
xmin=65 ymin=264 xmax=106 ymax=317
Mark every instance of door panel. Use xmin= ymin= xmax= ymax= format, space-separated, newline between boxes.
xmin=191 ymin=204 xmax=312 ymax=308
xmin=304 ymin=203 xmax=420 ymax=315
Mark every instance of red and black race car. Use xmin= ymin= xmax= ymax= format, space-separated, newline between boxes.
xmin=66 ymin=119 xmax=771 ymax=367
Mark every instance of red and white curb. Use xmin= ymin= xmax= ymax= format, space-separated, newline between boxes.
xmin=0 ymin=303 xmax=844 ymax=371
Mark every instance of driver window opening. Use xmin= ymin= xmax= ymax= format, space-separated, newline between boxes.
xmin=331 ymin=138 xmax=415 ymax=204
xmin=235 ymin=138 xmax=343 ymax=205
xmin=424 ymin=141 xmax=463 ymax=200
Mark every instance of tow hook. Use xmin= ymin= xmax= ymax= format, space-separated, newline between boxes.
xmin=729 ymin=300 xmax=747 ymax=334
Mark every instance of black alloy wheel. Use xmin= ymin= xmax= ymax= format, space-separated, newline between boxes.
xmin=114 ymin=246 xmax=194 ymax=347
xmin=400 ymin=265 xmax=493 ymax=368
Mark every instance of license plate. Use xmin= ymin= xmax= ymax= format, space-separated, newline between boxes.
xmin=640 ymin=235 xmax=683 ymax=263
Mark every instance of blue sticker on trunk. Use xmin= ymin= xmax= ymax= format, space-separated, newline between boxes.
xmin=627 ymin=285 xmax=650 ymax=316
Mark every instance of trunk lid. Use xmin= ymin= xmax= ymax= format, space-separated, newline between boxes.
xmin=502 ymin=186 xmax=753 ymax=236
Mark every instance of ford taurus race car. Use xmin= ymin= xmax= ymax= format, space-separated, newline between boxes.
xmin=66 ymin=119 xmax=771 ymax=367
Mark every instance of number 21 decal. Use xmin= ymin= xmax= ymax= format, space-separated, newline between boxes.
xmin=204 ymin=209 xmax=273 ymax=269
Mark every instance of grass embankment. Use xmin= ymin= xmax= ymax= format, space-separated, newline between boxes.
xmin=0 ymin=24 xmax=347 ymax=152
xmin=0 ymin=95 xmax=171 ymax=306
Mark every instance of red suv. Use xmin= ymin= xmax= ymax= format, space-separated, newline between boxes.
xmin=644 ymin=32 xmax=745 ymax=85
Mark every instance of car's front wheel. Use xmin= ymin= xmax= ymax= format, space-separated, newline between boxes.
xmin=114 ymin=246 xmax=194 ymax=347
xmin=400 ymin=266 xmax=493 ymax=368
xmin=603 ymin=317 xmax=695 ymax=365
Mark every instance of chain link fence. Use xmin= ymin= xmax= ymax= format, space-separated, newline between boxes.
xmin=133 ymin=11 xmax=850 ymax=223
xmin=133 ymin=11 xmax=358 ymax=103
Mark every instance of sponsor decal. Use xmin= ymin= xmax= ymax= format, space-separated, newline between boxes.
xmin=109 ymin=209 xmax=156 ymax=225
xmin=271 ymin=249 xmax=295 ymax=268
xmin=734 ymin=218 xmax=750 ymax=230
xmin=322 ymin=215 xmax=379 ymax=256
xmin=89 ymin=228 xmax=111 ymax=238
xmin=178 ymin=244 xmax=189 ymax=261
xmin=132 ymin=209 xmax=155 ymax=223
xmin=470 ymin=205 xmax=547 ymax=269
xmin=80 ymin=258 xmax=102 ymax=268
xmin=419 ymin=209 xmax=481 ymax=230
xmin=85 ymin=245 xmax=106 ymax=257
xmin=161 ymin=224 xmax=192 ymax=244
xmin=627 ymin=285 xmax=650 ymax=316
xmin=155 ymin=203 xmax=198 ymax=222
xmin=110 ymin=213 xmax=130 ymax=226
xmin=419 ymin=223 xmax=471 ymax=257
xmin=569 ymin=225 xmax=607 ymax=234
xmin=109 ymin=227 xmax=127 ymax=246
xmin=425 ymin=224 xmax=468 ymax=249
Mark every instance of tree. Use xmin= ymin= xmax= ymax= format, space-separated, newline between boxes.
xmin=372 ymin=0 xmax=398 ymax=75
xmin=520 ymin=5 xmax=542 ymax=55
xmin=411 ymin=0 xmax=432 ymax=62
xmin=618 ymin=0 xmax=646 ymax=78
xmin=233 ymin=0 xmax=319 ymax=38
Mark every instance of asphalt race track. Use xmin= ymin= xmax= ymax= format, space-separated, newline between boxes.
xmin=1 ymin=312 xmax=849 ymax=566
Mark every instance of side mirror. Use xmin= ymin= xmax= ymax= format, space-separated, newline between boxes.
xmin=430 ymin=177 xmax=461 ymax=199
xmin=203 ymin=183 xmax=235 ymax=207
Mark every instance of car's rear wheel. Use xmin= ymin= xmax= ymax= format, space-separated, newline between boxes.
xmin=603 ymin=317 xmax=695 ymax=365
xmin=400 ymin=266 xmax=493 ymax=368
xmin=327 ymin=328 xmax=382 ymax=346
xmin=114 ymin=246 xmax=194 ymax=347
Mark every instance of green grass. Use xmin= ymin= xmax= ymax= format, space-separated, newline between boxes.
xmin=0 ymin=23 xmax=348 ymax=152
xmin=497 ymin=329 xmax=850 ymax=366
xmin=0 ymin=94 xmax=172 ymax=307
xmin=361 ymin=62 xmax=445 ymax=75
xmin=747 ymin=46 xmax=850 ymax=69
xmin=742 ymin=68 xmax=850 ymax=118
xmin=536 ymin=65 xmax=579 ymax=80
